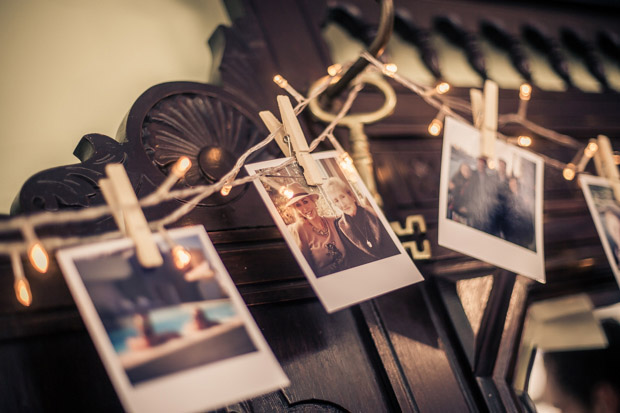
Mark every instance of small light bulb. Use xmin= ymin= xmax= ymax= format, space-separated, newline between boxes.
xmin=563 ymin=164 xmax=576 ymax=181
xmin=172 ymin=245 xmax=192 ymax=270
xmin=327 ymin=64 xmax=341 ymax=77
xmin=172 ymin=156 xmax=192 ymax=177
xmin=428 ymin=118 xmax=443 ymax=136
xmin=585 ymin=142 xmax=599 ymax=157
xmin=435 ymin=82 xmax=450 ymax=94
xmin=340 ymin=152 xmax=354 ymax=167
xmin=517 ymin=135 xmax=532 ymax=147
xmin=382 ymin=63 xmax=398 ymax=78
xmin=28 ymin=241 xmax=49 ymax=273
xmin=14 ymin=277 xmax=32 ymax=307
xmin=273 ymin=75 xmax=288 ymax=88
xmin=220 ymin=185 xmax=232 ymax=196
xmin=519 ymin=83 xmax=532 ymax=101
xmin=279 ymin=186 xmax=294 ymax=199
xmin=339 ymin=153 xmax=356 ymax=175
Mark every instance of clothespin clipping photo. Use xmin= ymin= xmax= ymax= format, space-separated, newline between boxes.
xmin=276 ymin=95 xmax=325 ymax=186
xmin=100 ymin=163 xmax=163 ymax=268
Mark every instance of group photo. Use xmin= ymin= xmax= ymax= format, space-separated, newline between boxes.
xmin=447 ymin=147 xmax=537 ymax=251
xmin=439 ymin=117 xmax=545 ymax=283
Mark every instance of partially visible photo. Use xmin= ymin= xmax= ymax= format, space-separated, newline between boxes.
xmin=580 ymin=175 xmax=620 ymax=286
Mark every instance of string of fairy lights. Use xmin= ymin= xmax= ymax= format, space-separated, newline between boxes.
xmin=2 ymin=49 xmax=612 ymax=307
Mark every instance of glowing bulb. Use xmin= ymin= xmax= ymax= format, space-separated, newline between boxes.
xmin=14 ymin=277 xmax=32 ymax=307
xmin=519 ymin=83 xmax=532 ymax=101
xmin=220 ymin=185 xmax=232 ymax=196
xmin=585 ymin=142 xmax=599 ymax=157
xmin=614 ymin=153 xmax=620 ymax=165
xmin=28 ymin=241 xmax=49 ymax=273
xmin=517 ymin=135 xmax=532 ymax=147
xmin=339 ymin=153 xmax=356 ymax=175
xmin=435 ymin=82 xmax=450 ymax=94
xmin=279 ymin=187 xmax=294 ymax=199
xmin=382 ymin=63 xmax=398 ymax=77
xmin=172 ymin=245 xmax=192 ymax=270
xmin=327 ymin=64 xmax=341 ymax=77
xmin=563 ymin=164 xmax=576 ymax=181
xmin=273 ymin=75 xmax=288 ymax=88
xmin=428 ymin=118 xmax=443 ymax=136
xmin=172 ymin=156 xmax=192 ymax=177
xmin=339 ymin=152 xmax=354 ymax=167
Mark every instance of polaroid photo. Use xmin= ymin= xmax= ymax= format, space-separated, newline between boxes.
xmin=438 ymin=117 xmax=546 ymax=282
xmin=56 ymin=225 xmax=288 ymax=413
xmin=579 ymin=174 xmax=620 ymax=287
xmin=245 ymin=150 xmax=424 ymax=313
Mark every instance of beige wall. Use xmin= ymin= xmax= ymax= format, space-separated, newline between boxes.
xmin=0 ymin=0 xmax=230 ymax=213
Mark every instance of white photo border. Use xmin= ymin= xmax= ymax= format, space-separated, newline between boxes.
xmin=56 ymin=225 xmax=288 ymax=413
xmin=245 ymin=150 xmax=424 ymax=313
xmin=579 ymin=174 xmax=620 ymax=287
xmin=438 ymin=117 xmax=546 ymax=283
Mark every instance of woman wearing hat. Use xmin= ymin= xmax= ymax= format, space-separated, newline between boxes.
xmin=323 ymin=178 xmax=399 ymax=265
xmin=285 ymin=182 xmax=348 ymax=277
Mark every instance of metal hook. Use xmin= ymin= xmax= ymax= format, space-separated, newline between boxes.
xmin=323 ymin=0 xmax=394 ymax=101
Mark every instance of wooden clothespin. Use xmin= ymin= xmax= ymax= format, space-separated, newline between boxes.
xmin=259 ymin=111 xmax=291 ymax=157
xmin=471 ymin=80 xmax=499 ymax=159
xmin=100 ymin=164 xmax=163 ymax=268
xmin=594 ymin=135 xmax=620 ymax=200
xmin=261 ymin=95 xmax=324 ymax=186
xmin=277 ymin=96 xmax=324 ymax=186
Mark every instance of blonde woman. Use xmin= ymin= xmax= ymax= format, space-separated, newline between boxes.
xmin=324 ymin=177 xmax=398 ymax=265
xmin=285 ymin=182 xmax=348 ymax=277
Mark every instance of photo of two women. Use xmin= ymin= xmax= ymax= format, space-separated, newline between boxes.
xmin=261 ymin=158 xmax=399 ymax=278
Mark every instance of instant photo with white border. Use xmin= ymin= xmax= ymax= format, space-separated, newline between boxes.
xmin=438 ymin=117 xmax=546 ymax=282
xmin=245 ymin=150 xmax=424 ymax=313
xmin=57 ymin=225 xmax=288 ymax=413
xmin=579 ymin=174 xmax=620 ymax=287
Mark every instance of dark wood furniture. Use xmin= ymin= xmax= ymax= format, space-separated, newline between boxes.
xmin=2 ymin=1 xmax=620 ymax=411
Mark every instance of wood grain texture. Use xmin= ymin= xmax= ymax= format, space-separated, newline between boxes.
xmin=250 ymin=301 xmax=397 ymax=412
xmin=374 ymin=285 xmax=474 ymax=412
